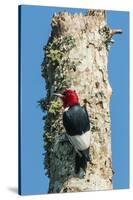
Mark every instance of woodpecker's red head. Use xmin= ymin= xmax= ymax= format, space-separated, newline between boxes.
xmin=53 ymin=89 xmax=79 ymax=108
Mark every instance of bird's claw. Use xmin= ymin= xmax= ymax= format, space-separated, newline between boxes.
xmin=59 ymin=133 xmax=69 ymax=144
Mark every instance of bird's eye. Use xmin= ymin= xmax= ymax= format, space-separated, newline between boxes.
xmin=63 ymin=93 xmax=67 ymax=96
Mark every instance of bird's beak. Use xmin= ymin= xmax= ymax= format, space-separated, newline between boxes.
xmin=53 ymin=93 xmax=64 ymax=98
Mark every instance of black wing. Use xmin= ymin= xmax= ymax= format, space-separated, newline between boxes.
xmin=63 ymin=104 xmax=90 ymax=136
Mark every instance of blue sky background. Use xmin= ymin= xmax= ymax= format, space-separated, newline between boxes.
xmin=19 ymin=5 xmax=129 ymax=195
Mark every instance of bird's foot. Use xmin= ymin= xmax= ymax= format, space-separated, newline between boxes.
xmin=59 ymin=133 xmax=69 ymax=144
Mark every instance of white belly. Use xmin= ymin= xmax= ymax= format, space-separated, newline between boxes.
xmin=67 ymin=131 xmax=91 ymax=151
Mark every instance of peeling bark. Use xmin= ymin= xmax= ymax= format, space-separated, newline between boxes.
xmin=40 ymin=9 xmax=122 ymax=193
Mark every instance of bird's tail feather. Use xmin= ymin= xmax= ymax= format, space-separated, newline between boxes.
xmin=81 ymin=148 xmax=90 ymax=162
xmin=75 ymin=148 xmax=90 ymax=174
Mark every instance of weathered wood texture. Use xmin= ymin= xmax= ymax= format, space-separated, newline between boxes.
xmin=41 ymin=9 xmax=122 ymax=193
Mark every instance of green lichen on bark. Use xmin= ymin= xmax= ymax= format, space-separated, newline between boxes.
xmin=41 ymin=30 xmax=79 ymax=181
xmin=41 ymin=35 xmax=78 ymax=94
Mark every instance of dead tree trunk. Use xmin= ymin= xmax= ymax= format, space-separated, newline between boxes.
xmin=41 ymin=9 xmax=122 ymax=193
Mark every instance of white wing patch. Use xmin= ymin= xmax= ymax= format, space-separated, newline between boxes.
xmin=67 ymin=131 xmax=91 ymax=151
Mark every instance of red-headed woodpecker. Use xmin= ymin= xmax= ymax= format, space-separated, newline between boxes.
xmin=53 ymin=89 xmax=91 ymax=174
